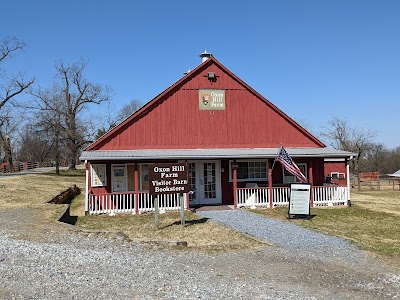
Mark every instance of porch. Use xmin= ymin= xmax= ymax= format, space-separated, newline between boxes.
xmin=87 ymin=185 xmax=349 ymax=215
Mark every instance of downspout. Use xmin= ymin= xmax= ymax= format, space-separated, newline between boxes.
xmin=308 ymin=162 xmax=314 ymax=208
xmin=85 ymin=160 xmax=89 ymax=215
xmin=233 ymin=167 xmax=237 ymax=209
xmin=346 ymin=157 xmax=352 ymax=207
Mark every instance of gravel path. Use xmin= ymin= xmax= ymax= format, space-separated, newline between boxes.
xmin=195 ymin=210 xmax=363 ymax=263
xmin=0 ymin=208 xmax=399 ymax=299
xmin=0 ymin=166 xmax=64 ymax=178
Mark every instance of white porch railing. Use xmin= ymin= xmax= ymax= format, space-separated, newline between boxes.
xmin=236 ymin=186 xmax=349 ymax=209
xmin=313 ymin=186 xmax=348 ymax=206
xmin=88 ymin=192 xmax=184 ymax=215
xmin=88 ymin=186 xmax=349 ymax=215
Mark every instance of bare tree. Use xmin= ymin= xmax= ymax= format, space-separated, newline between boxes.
xmin=0 ymin=106 xmax=24 ymax=169
xmin=32 ymin=59 xmax=111 ymax=170
xmin=118 ymin=99 xmax=143 ymax=122
xmin=95 ymin=98 xmax=142 ymax=140
xmin=320 ymin=117 xmax=376 ymax=173
xmin=358 ymin=142 xmax=388 ymax=173
xmin=0 ymin=37 xmax=34 ymax=170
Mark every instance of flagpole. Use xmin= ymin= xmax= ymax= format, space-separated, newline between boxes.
xmin=270 ymin=144 xmax=282 ymax=174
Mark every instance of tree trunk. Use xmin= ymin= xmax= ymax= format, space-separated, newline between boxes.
xmin=55 ymin=126 xmax=60 ymax=175
xmin=4 ymin=135 xmax=13 ymax=172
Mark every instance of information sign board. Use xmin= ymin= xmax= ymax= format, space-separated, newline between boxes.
xmin=288 ymin=183 xmax=311 ymax=217
xmin=149 ymin=163 xmax=189 ymax=195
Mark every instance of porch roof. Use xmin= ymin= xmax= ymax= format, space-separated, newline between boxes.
xmin=80 ymin=147 xmax=356 ymax=161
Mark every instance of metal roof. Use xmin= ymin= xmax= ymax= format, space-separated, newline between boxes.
xmin=387 ymin=170 xmax=400 ymax=177
xmin=80 ymin=147 xmax=356 ymax=161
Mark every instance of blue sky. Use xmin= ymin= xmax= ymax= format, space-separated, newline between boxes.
xmin=1 ymin=0 xmax=399 ymax=148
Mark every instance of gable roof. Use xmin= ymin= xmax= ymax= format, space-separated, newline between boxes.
xmin=86 ymin=56 xmax=325 ymax=151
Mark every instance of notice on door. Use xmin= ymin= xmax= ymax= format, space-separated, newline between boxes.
xmin=288 ymin=183 xmax=311 ymax=217
xmin=149 ymin=163 xmax=189 ymax=195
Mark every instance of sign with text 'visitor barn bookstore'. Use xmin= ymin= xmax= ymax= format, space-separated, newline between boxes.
xmin=149 ymin=163 xmax=189 ymax=195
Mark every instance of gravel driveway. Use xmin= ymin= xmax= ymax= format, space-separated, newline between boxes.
xmin=0 ymin=207 xmax=399 ymax=299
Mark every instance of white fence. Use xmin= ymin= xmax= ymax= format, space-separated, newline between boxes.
xmin=237 ymin=186 xmax=349 ymax=209
xmin=88 ymin=186 xmax=348 ymax=215
xmin=88 ymin=192 xmax=185 ymax=215
xmin=313 ymin=186 xmax=348 ymax=206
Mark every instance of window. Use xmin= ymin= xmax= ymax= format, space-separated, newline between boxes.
xmin=91 ymin=164 xmax=106 ymax=187
xmin=331 ymin=172 xmax=345 ymax=179
xmin=140 ymin=164 xmax=149 ymax=190
xmin=230 ymin=160 xmax=268 ymax=181
xmin=112 ymin=165 xmax=127 ymax=192
xmin=283 ymin=163 xmax=307 ymax=183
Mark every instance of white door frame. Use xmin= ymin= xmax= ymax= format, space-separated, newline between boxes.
xmin=188 ymin=160 xmax=222 ymax=205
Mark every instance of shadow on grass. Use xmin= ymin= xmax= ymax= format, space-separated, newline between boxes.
xmin=64 ymin=215 xmax=78 ymax=225
xmin=287 ymin=214 xmax=317 ymax=220
xmin=161 ymin=217 xmax=210 ymax=229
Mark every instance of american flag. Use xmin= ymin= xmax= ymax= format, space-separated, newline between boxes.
xmin=276 ymin=146 xmax=307 ymax=183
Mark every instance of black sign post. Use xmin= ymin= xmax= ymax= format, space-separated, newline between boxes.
xmin=149 ymin=163 xmax=189 ymax=228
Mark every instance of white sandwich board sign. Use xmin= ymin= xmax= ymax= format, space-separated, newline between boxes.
xmin=288 ymin=183 xmax=311 ymax=218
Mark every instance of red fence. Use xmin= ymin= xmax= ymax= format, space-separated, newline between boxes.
xmin=0 ymin=161 xmax=42 ymax=173
xmin=360 ymin=172 xmax=379 ymax=182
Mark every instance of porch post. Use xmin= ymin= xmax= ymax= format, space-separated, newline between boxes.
xmin=309 ymin=162 xmax=314 ymax=208
xmin=134 ymin=163 xmax=139 ymax=214
xmin=85 ymin=160 xmax=89 ymax=215
xmin=346 ymin=158 xmax=351 ymax=206
xmin=185 ymin=192 xmax=190 ymax=210
xmin=268 ymin=165 xmax=273 ymax=209
xmin=233 ymin=167 xmax=237 ymax=209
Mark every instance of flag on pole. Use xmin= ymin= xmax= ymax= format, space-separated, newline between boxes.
xmin=276 ymin=146 xmax=307 ymax=183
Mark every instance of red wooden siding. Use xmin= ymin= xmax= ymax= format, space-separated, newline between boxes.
xmin=324 ymin=161 xmax=347 ymax=186
xmin=91 ymin=60 xmax=322 ymax=151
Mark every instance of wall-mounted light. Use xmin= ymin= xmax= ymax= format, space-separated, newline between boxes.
xmin=207 ymin=72 xmax=216 ymax=79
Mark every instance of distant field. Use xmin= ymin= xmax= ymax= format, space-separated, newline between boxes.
xmin=0 ymin=168 xmax=85 ymax=210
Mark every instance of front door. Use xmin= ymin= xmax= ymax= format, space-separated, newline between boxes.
xmin=188 ymin=160 xmax=221 ymax=205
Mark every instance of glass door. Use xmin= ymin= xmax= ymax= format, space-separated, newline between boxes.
xmin=112 ymin=165 xmax=126 ymax=192
xmin=187 ymin=160 xmax=221 ymax=205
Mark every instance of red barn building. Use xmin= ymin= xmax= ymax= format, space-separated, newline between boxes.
xmin=80 ymin=52 xmax=354 ymax=215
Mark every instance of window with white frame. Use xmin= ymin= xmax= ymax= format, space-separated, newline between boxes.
xmin=91 ymin=164 xmax=107 ymax=187
xmin=282 ymin=163 xmax=307 ymax=183
xmin=331 ymin=172 xmax=345 ymax=179
xmin=230 ymin=160 xmax=268 ymax=181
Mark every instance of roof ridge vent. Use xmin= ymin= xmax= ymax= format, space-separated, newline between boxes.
xmin=199 ymin=49 xmax=212 ymax=63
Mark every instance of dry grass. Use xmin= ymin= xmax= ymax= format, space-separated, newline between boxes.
xmin=76 ymin=211 xmax=266 ymax=251
xmin=0 ymin=168 xmax=86 ymax=210
xmin=351 ymin=190 xmax=400 ymax=216
xmin=0 ymin=168 xmax=264 ymax=251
